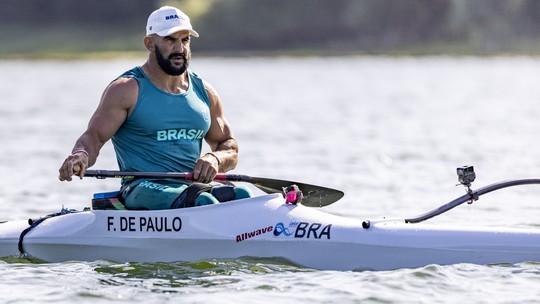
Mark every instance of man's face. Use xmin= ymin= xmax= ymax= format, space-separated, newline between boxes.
xmin=153 ymin=31 xmax=191 ymax=76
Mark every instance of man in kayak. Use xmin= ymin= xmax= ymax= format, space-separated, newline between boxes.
xmin=58 ymin=6 xmax=248 ymax=209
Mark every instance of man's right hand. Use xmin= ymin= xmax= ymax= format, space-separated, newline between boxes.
xmin=58 ymin=151 xmax=89 ymax=181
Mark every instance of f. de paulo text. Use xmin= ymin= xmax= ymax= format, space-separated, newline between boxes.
xmin=107 ymin=216 xmax=182 ymax=232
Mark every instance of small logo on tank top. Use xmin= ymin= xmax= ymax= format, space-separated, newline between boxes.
xmin=156 ymin=128 xmax=205 ymax=141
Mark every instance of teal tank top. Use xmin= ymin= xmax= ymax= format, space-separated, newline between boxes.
xmin=111 ymin=67 xmax=211 ymax=177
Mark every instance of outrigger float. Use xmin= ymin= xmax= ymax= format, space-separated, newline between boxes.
xmin=0 ymin=166 xmax=539 ymax=271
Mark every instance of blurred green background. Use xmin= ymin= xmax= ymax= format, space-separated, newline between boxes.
xmin=2 ymin=0 xmax=540 ymax=58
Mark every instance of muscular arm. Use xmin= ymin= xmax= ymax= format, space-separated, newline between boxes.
xmin=193 ymin=81 xmax=239 ymax=182
xmin=58 ymin=78 xmax=137 ymax=181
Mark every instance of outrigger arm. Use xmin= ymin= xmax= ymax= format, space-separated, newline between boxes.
xmin=405 ymin=166 xmax=540 ymax=223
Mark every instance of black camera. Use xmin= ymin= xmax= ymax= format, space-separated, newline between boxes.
xmin=457 ymin=166 xmax=476 ymax=186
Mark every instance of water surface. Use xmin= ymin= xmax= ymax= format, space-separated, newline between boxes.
xmin=1 ymin=56 xmax=539 ymax=303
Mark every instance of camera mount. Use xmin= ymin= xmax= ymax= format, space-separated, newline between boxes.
xmin=457 ymin=166 xmax=478 ymax=202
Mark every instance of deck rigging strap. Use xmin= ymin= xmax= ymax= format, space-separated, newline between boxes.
xmin=18 ymin=207 xmax=79 ymax=255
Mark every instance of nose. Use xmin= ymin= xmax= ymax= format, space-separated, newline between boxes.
xmin=173 ymin=41 xmax=184 ymax=53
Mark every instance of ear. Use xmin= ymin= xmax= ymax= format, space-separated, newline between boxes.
xmin=143 ymin=36 xmax=155 ymax=52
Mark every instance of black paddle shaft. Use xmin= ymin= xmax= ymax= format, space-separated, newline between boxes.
xmin=84 ymin=170 xmax=344 ymax=207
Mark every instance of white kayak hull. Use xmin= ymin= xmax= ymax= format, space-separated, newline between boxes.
xmin=1 ymin=193 xmax=539 ymax=271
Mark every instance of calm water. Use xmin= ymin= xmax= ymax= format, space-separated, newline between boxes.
xmin=1 ymin=56 xmax=540 ymax=303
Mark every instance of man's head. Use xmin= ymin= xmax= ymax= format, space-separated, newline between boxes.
xmin=146 ymin=6 xmax=199 ymax=38
xmin=145 ymin=6 xmax=198 ymax=76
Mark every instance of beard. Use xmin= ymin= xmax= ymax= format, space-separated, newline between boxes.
xmin=155 ymin=46 xmax=190 ymax=76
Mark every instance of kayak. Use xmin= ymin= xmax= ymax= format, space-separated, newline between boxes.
xmin=1 ymin=181 xmax=539 ymax=271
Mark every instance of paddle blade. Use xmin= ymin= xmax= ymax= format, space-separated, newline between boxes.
xmin=238 ymin=176 xmax=344 ymax=207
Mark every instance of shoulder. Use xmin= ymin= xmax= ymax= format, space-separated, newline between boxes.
xmin=202 ymin=80 xmax=219 ymax=101
xmin=188 ymin=70 xmax=213 ymax=98
xmin=202 ymin=80 xmax=223 ymax=113
xmin=105 ymin=66 xmax=144 ymax=101
xmin=101 ymin=77 xmax=139 ymax=109
xmin=188 ymin=70 xmax=220 ymax=107
xmin=108 ymin=76 xmax=139 ymax=91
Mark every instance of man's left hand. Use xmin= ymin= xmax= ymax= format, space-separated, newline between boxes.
xmin=193 ymin=153 xmax=220 ymax=183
